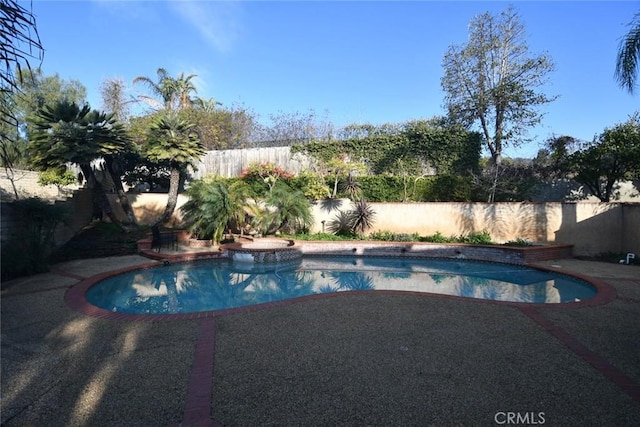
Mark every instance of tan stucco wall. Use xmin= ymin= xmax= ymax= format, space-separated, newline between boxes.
xmin=127 ymin=195 xmax=640 ymax=257
xmin=0 ymin=169 xmax=81 ymax=201
xmin=311 ymin=201 xmax=640 ymax=257
xmin=622 ymin=203 xmax=640 ymax=256
xmin=113 ymin=194 xmax=189 ymax=227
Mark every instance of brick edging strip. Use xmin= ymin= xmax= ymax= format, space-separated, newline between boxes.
xmin=519 ymin=306 xmax=640 ymax=403
xmin=179 ymin=317 xmax=220 ymax=427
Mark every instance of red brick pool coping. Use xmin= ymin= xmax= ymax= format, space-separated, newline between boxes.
xmin=63 ymin=253 xmax=618 ymax=322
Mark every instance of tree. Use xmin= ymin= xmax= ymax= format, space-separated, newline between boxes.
xmin=0 ymin=128 xmax=28 ymax=198
xmin=1 ymin=0 xmax=43 ymax=146
xmin=133 ymin=68 xmax=198 ymax=112
xmin=192 ymin=96 xmax=221 ymax=112
xmin=99 ymin=76 xmax=142 ymax=223
xmin=573 ymin=117 xmax=640 ymax=202
xmin=180 ymin=177 xmax=249 ymax=243
xmin=14 ymin=68 xmax=86 ymax=139
xmin=177 ymin=107 xmax=236 ymax=150
xmin=228 ymin=103 xmax=262 ymax=148
xmin=441 ymin=5 xmax=556 ymax=201
xmin=29 ymin=100 xmax=134 ymax=227
xmin=173 ymin=72 xmax=198 ymax=110
xmin=615 ymin=12 xmax=640 ymax=94
xmin=550 ymin=116 xmax=640 ymax=202
xmin=257 ymin=109 xmax=336 ymax=145
xmin=1 ymin=0 xmax=43 ymax=194
xmin=324 ymin=155 xmax=368 ymax=199
xmin=132 ymin=67 xmax=175 ymax=111
xmin=259 ymin=184 xmax=313 ymax=234
xmin=144 ymin=113 xmax=205 ymax=226
xmin=100 ymin=77 xmax=133 ymax=122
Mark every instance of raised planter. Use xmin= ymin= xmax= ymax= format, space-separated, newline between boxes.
xmin=136 ymin=238 xmax=152 ymax=252
xmin=293 ymin=241 xmax=573 ymax=265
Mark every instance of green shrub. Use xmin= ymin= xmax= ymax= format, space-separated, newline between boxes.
xmin=369 ymin=230 xmax=420 ymax=242
xmin=455 ymin=230 xmax=493 ymax=245
xmin=38 ymin=168 xmax=77 ymax=190
xmin=326 ymin=210 xmax=356 ymax=237
xmin=1 ymin=198 xmax=68 ymax=281
xmin=326 ymin=199 xmax=376 ymax=237
xmin=368 ymin=230 xmax=395 ymax=241
xmin=349 ymin=199 xmax=376 ymax=235
xmin=419 ymin=231 xmax=454 ymax=243
xmin=426 ymin=174 xmax=475 ymax=202
xmin=357 ymin=175 xmax=405 ymax=202
xmin=240 ymin=162 xmax=293 ymax=196
xmin=288 ymin=171 xmax=331 ymax=200
xmin=504 ymin=238 xmax=533 ymax=247
xmin=181 ymin=177 xmax=249 ymax=242
xmin=258 ymin=184 xmax=313 ymax=234
xmin=283 ymin=232 xmax=356 ymax=241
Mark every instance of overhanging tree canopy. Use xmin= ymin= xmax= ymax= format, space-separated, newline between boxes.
xmin=29 ymin=100 xmax=134 ymax=227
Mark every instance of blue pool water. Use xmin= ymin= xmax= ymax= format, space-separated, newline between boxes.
xmin=85 ymin=257 xmax=597 ymax=314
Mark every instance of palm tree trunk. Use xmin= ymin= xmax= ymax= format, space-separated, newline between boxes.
xmin=103 ymin=155 xmax=137 ymax=226
xmin=153 ymin=166 xmax=180 ymax=227
xmin=80 ymin=164 xmax=129 ymax=231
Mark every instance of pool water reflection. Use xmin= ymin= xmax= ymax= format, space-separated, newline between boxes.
xmin=85 ymin=257 xmax=597 ymax=314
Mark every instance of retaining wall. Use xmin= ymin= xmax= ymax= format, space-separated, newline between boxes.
xmin=295 ymin=241 xmax=574 ymax=265
xmin=1 ymin=188 xmax=94 ymax=247
xmin=0 ymin=169 xmax=81 ymax=201
xmin=124 ymin=195 xmax=639 ymax=257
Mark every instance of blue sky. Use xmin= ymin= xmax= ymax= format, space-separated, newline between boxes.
xmin=29 ymin=0 xmax=638 ymax=158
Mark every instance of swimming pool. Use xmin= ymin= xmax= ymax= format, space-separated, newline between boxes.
xmin=84 ymin=257 xmax=597 ymax=315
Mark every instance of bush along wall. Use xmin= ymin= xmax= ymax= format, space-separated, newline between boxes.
xmin=1 ymin=197 xmax=68 ymax=281
xmin=292 ymin=119 xmax=482 ymax=176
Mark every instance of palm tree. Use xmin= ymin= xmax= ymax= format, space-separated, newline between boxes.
xmin=259 ymin=184 xmax=313 ymax=234
xmin=29 ymin=100 xmax=134 ymax=228
xmin=191 ymin=96 xmax=222 ymax=112
xmin=173 ymin=72 xmax=198 ymax=110
xmin=133 ymin=68 xmax=199 ymax=112
xmin=1 ymin=0 xmax=43 ymax=144
xmin=180 ymin=178 xmax=249 ymax=243
xmin=145 ymin=114 xmax=205 ymax=226
xmin=132 ymin=67 xmax=175 ymax=111
xmin=616 ymin=12 xmax=640 ymax=94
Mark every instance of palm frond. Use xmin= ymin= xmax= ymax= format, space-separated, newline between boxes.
xmin=615 ymin=12 xmax=640 ymax=94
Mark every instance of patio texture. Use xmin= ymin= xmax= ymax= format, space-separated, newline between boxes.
xmin=1 ymin=255 xmax=639 ymax=426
